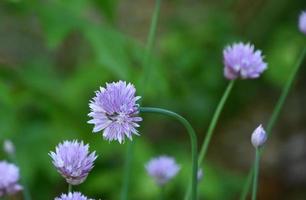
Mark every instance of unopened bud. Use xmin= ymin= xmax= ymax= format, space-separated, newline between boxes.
xmin=3 ymin=140 xmax=15 ymax=155
xmin=251 ymin=125 xmax=267 ymax=148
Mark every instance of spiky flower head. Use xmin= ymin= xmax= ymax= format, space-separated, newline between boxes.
xmin=223 ymin=42 xmax=267 ymax=80
xmin=145 ymin=156 xmax=180 ymax=186
xmin=0 ymin=161 xmax=22 ymax=197
xmin=251 ymin=125 xmax=267 ymax=148
xmin=49 ymin=140 xmax=97 ymax=185
xmin=88 ymin=81 xmax=142 ymax=143
xmin=55 ymin=192 xmax=93 ymax=200
xmin=299 ymin=11 xmax=306 ymax=34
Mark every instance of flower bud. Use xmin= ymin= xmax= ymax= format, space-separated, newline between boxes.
xmin=299 ymin=11 xmax=306 ymax=35
xmin=3 ymin=140 xmax=15 ymax=155
xmin=251 ymin=125 xmax=267 ymax=148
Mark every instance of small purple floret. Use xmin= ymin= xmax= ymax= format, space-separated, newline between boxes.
xmin=223 ymin=42 xmax=267 ymax=80
xmin=55 ymin=192 xmax=93 ymax=200
xmin=145 ymin=156 xmax=180 ymax=186
xmin=0 ymin=161 xmax=22 ymax=197
xmin=299 ymin=11 xmax=306 ymax=34
xmin=49 ymin=140 xmax=97 ymax=185
xmin=88 ymin=81 xmax=142 ymax=143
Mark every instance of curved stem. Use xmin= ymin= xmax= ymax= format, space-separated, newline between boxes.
xmin=184 ymin=80 xmax=235 ymax=200
xmin=198 ymin=80 xmax=235 ymax=165
xmin=140 ymin=107 xmax=198 ymax=200
xmin=251 ymin=148 xmax=260 ymax=200
xmin=240 ymin=47 xmax=306 ymax=199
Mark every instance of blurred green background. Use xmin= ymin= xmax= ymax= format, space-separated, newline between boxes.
xmin=0 ymin=0 xmax=306 ymax=199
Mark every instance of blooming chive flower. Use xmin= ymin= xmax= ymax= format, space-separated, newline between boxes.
xmin=299 ymin=11 xmax=306 ymax=34
xmin=49 ymin=140 xmax=97 ymax=185
xmin=0 ymin=161 xmax=22 ymax=197
xmin=223 ymin=42 xmax=267 ymax=79
xmin=88 ymin=81 xmax=142 ymax=143
xmin=55 ymin=192 xmax=93 ymax=200
xmin=145 ymin=156 xmax=180 ymax=186
xmin=251 ymin=125 xmax=267 ymax=148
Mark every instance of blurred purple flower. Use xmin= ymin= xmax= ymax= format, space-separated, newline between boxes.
xmin=3 ymin=140 xmax=15 ymax=155
xmin=88 ymin=81 xmax=142 ymax=143
xmin=0 ymin=161 xmax=22 ymax=197
xmin=49 ymin=140 xmax=97 ymax=185
xmin=251 ymin=124 xmax=267 ymax=148
xmin=145 ymin=156 xmax=180 ymax=186
xmin=55 ymin=192 xmax=93 ymax=200
xmin=299 ymin=11 xmax=306 ymax=34
xmin=223 ymin=42 xmax=267 ymax=80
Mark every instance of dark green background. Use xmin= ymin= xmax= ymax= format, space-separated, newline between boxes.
xmin=0 ymin=0 xmax=306 ymax=199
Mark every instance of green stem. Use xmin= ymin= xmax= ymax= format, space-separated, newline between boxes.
xmin=120 ymin=1 xmax=162 ymax=200
xmin=239 ymin=168 xmax=253 ymax=200
xmin=141 ymin=0 xmax=161 ymax=94
xmin=251 ymin=148 xmax=260 ymax=200
xmin=120 ymin=141 xmax=133 ymax=200
xmin=8 ymin=154 xmax=32 ymax=200
xmin=185 ymin=80 xmax=235 ymax=200
xmin=198 ymin=80 xmax=235 ymax=165
xmin=159 ymin=186 xmax=165 ymax=200
xmin=140 ymin=107 xmax=198 ymax=200
xmin=68 ymin=184 xmax=72 ymax=193
xmin=240 ymin=47 xmax=306 ymax=199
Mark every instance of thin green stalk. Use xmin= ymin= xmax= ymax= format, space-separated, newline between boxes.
xmin=198 ymin=80 xmax=235 ymax=165
xmin=159 ymin=186 xmax=165 ymax=200
xmin=120 ymin=1 xmax=162 ymax=200
xmin=142 ymin=0 xmax=161 ymax=94
xmin=68 ymin=184 xmax=72 ymax=193
xmin=140 ymin=107 xmax=198 ymax=200
xmin=8 ymin=153 xmax=32 ymax=200
xmin=185 ymin=80 xmax=235 ymax=200
xmin=120 ymin=141 xmax=133 ymax=200
xmin=240 ymin=47 xmax=306 ymax=199
xmin=251 ymin=148 xmax=260 ymax=200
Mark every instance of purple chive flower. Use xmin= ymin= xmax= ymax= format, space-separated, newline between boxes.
xmin=145 ymin=156 xmax=180 ymax=186
xmin=88 ymin=81 xmax=142 ymax=143
xmin=251 ymin=125 xmax=267 ymax=148
xmin=49 ymin=140 xmax=97 ymax=185
xmin=0 ymin=161 xmax=22 ymax=197
xmin=55 ymin=192 xmax=93 ymax=200
xmin=299 ymin=11 xmax=306 ymax=34
xmin=223 ymin=42 xmax=267 ymax=80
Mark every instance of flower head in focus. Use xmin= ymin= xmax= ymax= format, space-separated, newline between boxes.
xmin=49 ymin=140 xmax=97 ymax=185
xmin=299 ymin=11 xmax=306 ymax=34
xmin=251 ymin=125 xmax=267 ymax=148
xmin=0 ymin=161 xmax=22 ymax=197
xmin=223 ymin=42 xmax=267 ymax=80
xmin=88 ymin=81 xmax=142 ymax=143
xmin=55 ymin=192 xmax=93 ymax=200
xmin=145 ymin=156 xmax=180 ymax=186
